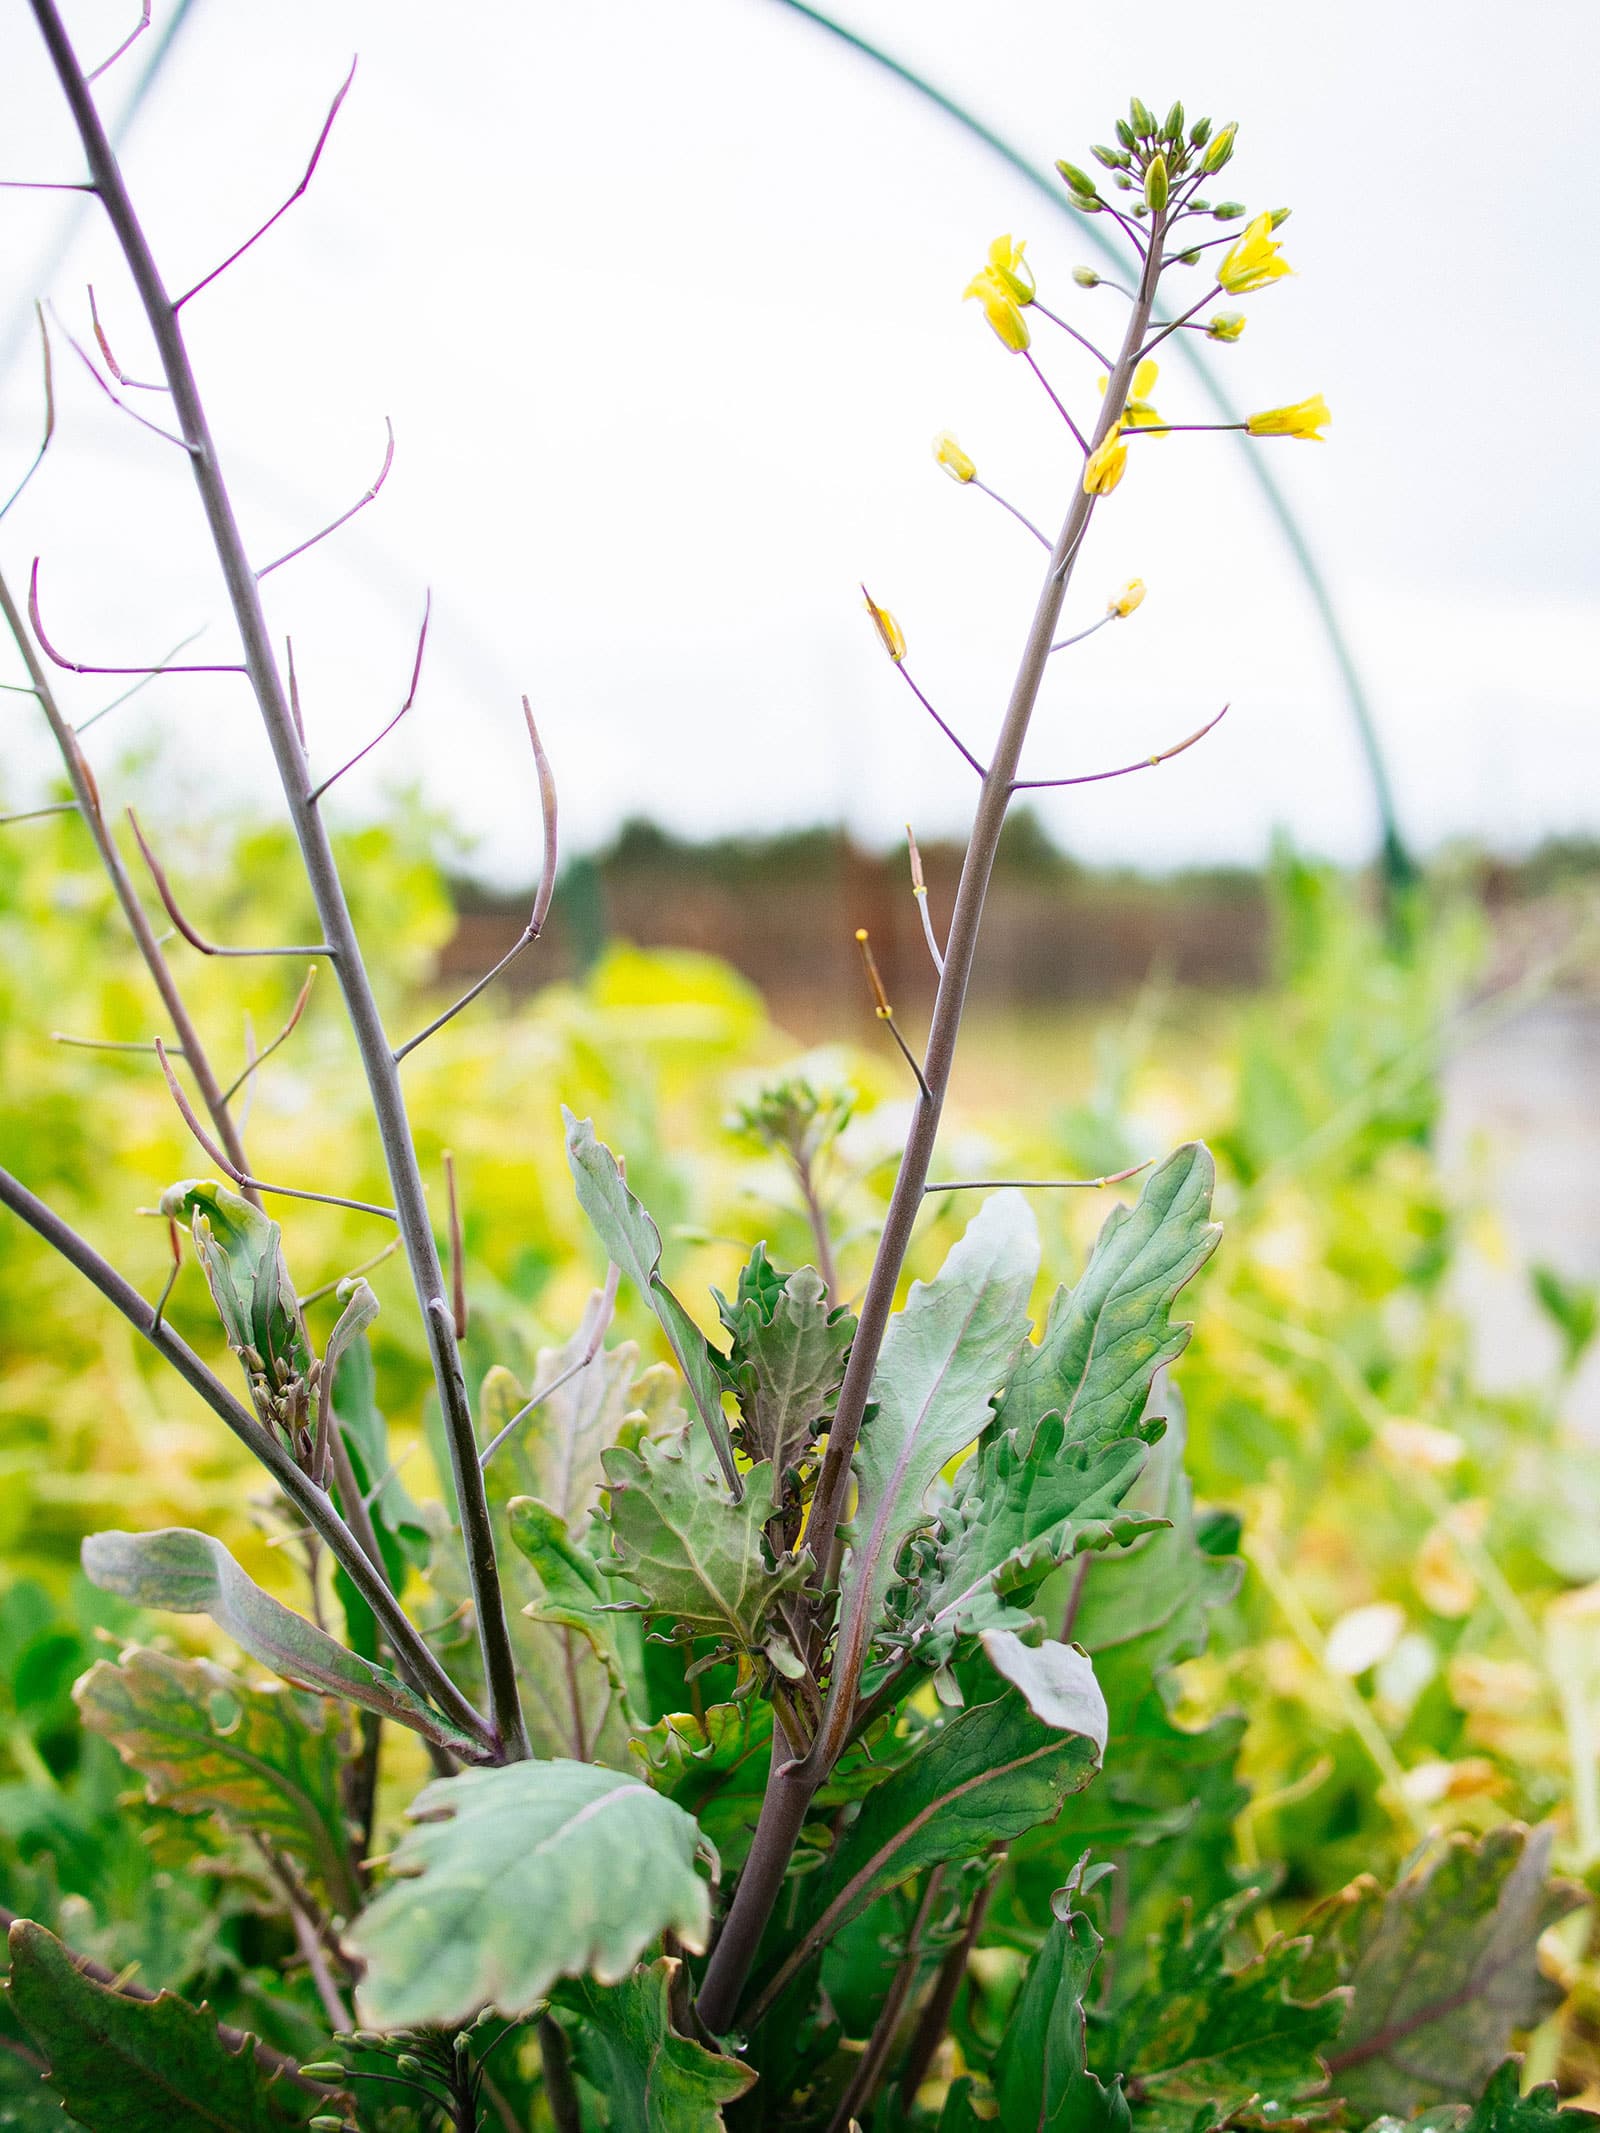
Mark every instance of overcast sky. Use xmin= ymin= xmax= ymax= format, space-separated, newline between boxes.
xmin=1 ymin=0 xmax=1595 ymax=879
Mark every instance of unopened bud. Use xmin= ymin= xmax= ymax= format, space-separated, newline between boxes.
xmin=1163 ymin=101 xmax=1185 ymax=141
xmin=932 ymin=431 xmax=976 ymax=484
xmin=1189 ymin=115 xmax=1213 ymax=147
xmin=310 ymin=2120 xmax=348 ymax=2131
xmin=1072 ymin=266 xmax=1101 ymax=288
xmin=1091 ymin=143 xmax=1127 ymax=170
xmin=1178 ymin=249 xmax=1201 ymax=266
xmin=299 ymin=2063 xmax=347 ymax=2079
xmin=1269 ymin=206 xmax=1292 ymax=228
xmin=1129 ymin=97 xmax=1154 ymax=134
xmin=1108 ymin=578 xmax=1147 ymax=618
xmin=1205 ymin=310 xmax=1246 ymax=341
xmin=1114 ymin=117 xmax=1137 ymax=150
xmin=1143 ymin=152 xmax=1169 ymax=212
xmin=1055 ymin=159 xmax=1097 ymax=198
xmin=1203 ymin=123 xmax=1237 ymax=172
xmin=396 ymin=2055 xmax=425 ymax=2078
xmin=1212 ymin=201 xmax=1246 ymax=220
xmin=1112 ymin=172 xmax=1135 ymax=191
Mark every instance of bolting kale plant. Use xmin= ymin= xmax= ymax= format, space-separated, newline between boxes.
xmin=0 ymin=15 xmax=1586 ymax=2132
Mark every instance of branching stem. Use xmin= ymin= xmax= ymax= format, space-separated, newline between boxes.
xmin=27 ymin=0 xmax=527 ymax=1760
xmin=695 ymin=198 xmax=1171 ymax=2036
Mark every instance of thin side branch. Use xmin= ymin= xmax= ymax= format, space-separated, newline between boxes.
xmin=257 ymin=417 xmax=395 ymax=580
xmin=84 ymin=0 xmax=149 ymax=83
xmin=218 ymin=964 xmax=317 ymax=1103
xmin=0 ymin=306 xmax=55 ymax=523
xmin=87 ymin=281 xmax=164 ymax=388
xmin=174 ymin=59 xmax=357 ymax=309
xmin=906 ymin=824 xmax=945 ymax=976
xmin=52 ymin=305 xmax=191 ymax=448
xmin=76 ymin=626 xmax=208 ymax=733
xmin=855 ymin=928 xmax=930 ymax=1100
xmin=0 ymin=563 xmax=257 ymax=1194
xmin=127 ymin=808 xmax=330 ymax=957
xmin=2 ymin=801 xmax=77 ymax=825
xmin=29 ymin=560 xmax=240 ymax=674
xmin=0 ymin=1164 xmax=489 ymax=1748
xmin=479 ymin=1269 xmax=620 ymax=1470
xmin=1011 ymin=702 xmax=1229 ymax=790
xmin=894 ymin=661 xmax=987 ymax=778
xmin=155 ymin=1037 xmax=397 ymax=1220
xmin=393 ymin=696 xmax=557 ymax=1060
xmin=925 ymin=1160 xmax=1153 ymax=1192
xmin=304 ymin=587 xmax=428 ymax=803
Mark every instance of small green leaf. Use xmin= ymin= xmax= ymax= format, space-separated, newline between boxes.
xmin=1453 ymin=2059 xmax=1600 ymax=2133
xmin=6 ymin=1921 xmax=308 ymax=2132
xmin=995 ymin=1896 xmax=1131 ymax=2133
xmin=1092 ymin=1891 xmax=1342 ymax=2132
xmin=557 ymin=1959 xmax=755 ymax=2131
xmin=158 ymin=1179 xmax=311 ymax=1395
xmin=79 ymin=1528 xmax=483 ymax=1761
xmin=480 ymin=1322 xmax=674 ymax=1538
xmin=346 ymin=1759 xmax=717 ymax=2029
xmin=835 ymin=1191 xmax=1039 ymax=1687
xmin=714 ymin=1251 xmax=855 ymax=1476
xmin=599 ymin=1429 xmax=810 ymax=1668
xmin=74 ymin=1646 xmax=358 ymax=1916
xmin=912 ymin=1410 xmax=1164 ymax=1659
xmin=564 ymin=1111 xmax=740 ymax=1493
xmin=1305 ymin=1826 xmax=1584 ymax=2119
xmin=506 ymin=1496 xmax=638 ymax=1717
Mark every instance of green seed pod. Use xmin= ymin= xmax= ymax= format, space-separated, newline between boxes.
xmin=1072 ymin=266 xmax=1101 ymax=287
xmin=1190 ymin=115 xmax=1213 ymax=146
xmin=1055 ymin=158 xmax=1098 ymax=197
xmin=1115 ymin=117 xmax=1137 ymax=150
xmin=1212 ymin=200 xmax=1246 ymax=219
xmin=1144 ymin=152 xmax=1169 ymax=212
xmin=1203 ymin=122 xmax=1237 ymax=172
xmin=1163 ymin=101 xmax=1185 ymax=140
xmin=1129 ymin=97 xmax=1154 ymax=134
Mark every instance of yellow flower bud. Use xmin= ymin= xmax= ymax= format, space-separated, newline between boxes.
xmin=983 ymin=234 xmax=1036 ymax=306
xmin=1246 ymin=393 xmax=1331 ymax=440
xmin=1082 ymin=426 xmax=1128 ymax=496
xmin=1218 ymin=211 xmax=1290 ymax=294
xmin=963 ymin=269 xmax=1031 ymax=353
xmin=932 ymin=431 xmax=976 ymax=484
xmin=1108 ymin=578 xmax=1146 ymax=618
xmin=1202 ymin=122 xmax=1238 ymax=172
xmin=1098 ymin=357 xmax=1165 ymax=435
xmin=1205 ymin=310 xmax=1246 ymax=342
xmin=861 ymin=586 xmax=906 ymax=663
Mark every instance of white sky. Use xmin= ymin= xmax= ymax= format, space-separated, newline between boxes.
xmin=1 ymin=0 xmax=1596 ymax=879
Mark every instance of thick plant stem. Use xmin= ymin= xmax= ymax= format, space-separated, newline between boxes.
xmin=695 ymin=211 xmax=1169 ymax=2037
xmin=0 ymin=566 xmax=256 ymax=1198
xmin=0 ymin=1162 xmax=491 ymax=1752
xmin=27 ymin=0 xmax=528 ymax=1760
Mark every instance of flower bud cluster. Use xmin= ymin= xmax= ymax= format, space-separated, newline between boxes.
xmin=1060 ymin=96 xmax=1237 ymax=220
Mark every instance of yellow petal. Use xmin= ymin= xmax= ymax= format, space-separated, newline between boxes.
xmin=1132 ymin=358 xmax=1159 ymax=398
xmin=1107 ymin=578 xmax=1146 ymax=617
xmin=1082 ymin=426 xmax=1127 ymax=496
xmin=861 ymin=586 xmax=906 ymax=663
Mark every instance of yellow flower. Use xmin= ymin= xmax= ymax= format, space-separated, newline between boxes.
xmin=1107 ymin=578 xmax=1146 ymax=617
xmin=1205 ymin=310 xmax=1246 ymax=342
xmin=1246 ymin=393 xmax=1331 ymax=440
xmin=1099 ymin=357 xmax=1165 ymax=435
xmin=932 ymin=431 xmax=976 ymax=484
xmin=963 ymin=270 xmax=1031 ymax=353
xmin=1218 ymin=211 xmax=1291 ymax=294
xmin=981 ymin=234 xmax=1035 ymax=306
xmin=1082 ymin=425 xmax=1127 ymax=496
xmin=861 ymin=586 xmax=905 ymax=663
